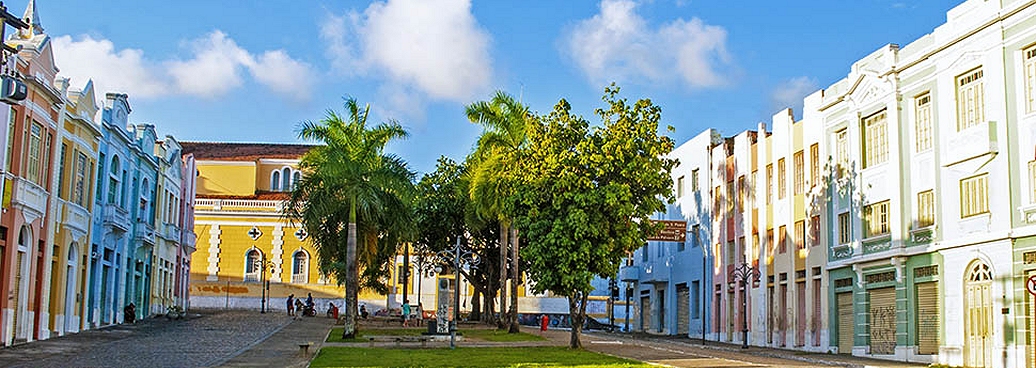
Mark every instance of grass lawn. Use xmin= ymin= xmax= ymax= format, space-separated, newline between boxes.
xmin=310 ymin=346 xmax=651 ymax=367
xmin=327 ymin=328 xmax=545 ymax=343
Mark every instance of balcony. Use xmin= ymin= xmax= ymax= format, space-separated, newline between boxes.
xmin=291 ymin=273 xmax=308 ymax=284
xmin=943 ymin=120 xmax=997 ymax=166
xmin=195 ymin=199 xmax=283 ymax=213
xmin=160 ymin=222 xmax=181 ymax=242
xmin=103 ymin=204 xmax=130 ymax=233
xmin=11 ymin=176 xmax=48 ymax=220
xmin=618 ymin=265 xmax=640 ymax=282
xmin=641 ymin=263 xmax=670 ymax=284
xmin=135 ymin=221 xmax=156 ymax=246
xmin=60 ymin=200 xmax=91 ymax=236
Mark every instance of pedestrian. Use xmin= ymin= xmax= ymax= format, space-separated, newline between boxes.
xmin=416 ymin=302 xmax=424 ymax=322
xmin=401 ymin=299 xmax=411 ymax=327
xmin=295 ymin=299 xmax=304 ymax=320
xmin=360 ymin=305 xmax=369 ymax=320
xmin=286 ymin=294 xmax=295 ymax=316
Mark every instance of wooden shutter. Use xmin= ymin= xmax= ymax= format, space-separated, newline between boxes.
xmin=838 ymin=292 xmax=854 ymax=354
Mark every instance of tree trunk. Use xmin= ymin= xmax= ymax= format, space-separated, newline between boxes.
xmin=498 ymin=222 xmax=508 ymax=329
xmin=483 ymin=288 xmax=495 ymax=324
xmin=568 ymin=292 xmax=587 ymax=349
xmin=343 ymin=217 xmax=359 ymax=339
xmin=508 ymin=228 xmax=520 ymax=333
xmin=470 ymin=288 xmax=481 ymax=321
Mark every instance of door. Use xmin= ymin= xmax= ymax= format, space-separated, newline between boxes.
xmin=101 ymin=266 xmax=109 ymax=324
xmin=796 ymin=281 xmax=806 ymax=346
xmin=657 ymin=289 xmax=665 ymax=333
xmin=778 ymin=284 xmax=787 ymax=346
xmin=640 ymin=296 xmax=650 ymax=332
xmin=965 ymin=262 xmax=993 ymax=368
xmin=837 ymin=292 xmax=853 ymax=354
xmin=677 ymin=285 xmax=690 ymax=335
xmin=869 ymin=287 xmax=896 ymax=354
xmin=12 ymin=252 xmax=22 ymax=340
xmin=916 ymin=281 xmax=939 ymax=355
xmin=727 ymin=289 xmax=734 ymax=341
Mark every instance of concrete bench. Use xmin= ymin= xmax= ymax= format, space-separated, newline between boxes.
xmin=298 ymin=342 xmax=313 ymax=355
xmin=365 ymin=335 xmax=434 ymax=347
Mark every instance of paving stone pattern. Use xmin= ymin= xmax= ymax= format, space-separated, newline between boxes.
xmin=0 ymin=309 xmax=291 ymax=368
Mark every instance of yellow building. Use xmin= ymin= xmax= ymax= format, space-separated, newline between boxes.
xmin=184 ymin=142 xmax=359 ymax=310
xmin=46 ymin=81 xmax=101 ymax=336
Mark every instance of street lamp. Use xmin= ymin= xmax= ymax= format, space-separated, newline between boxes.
xmin=436 ymin=235 xmax=480 ymax=349
xmin=730 ymin=262 xmax=758 ymax=349
xmin=258 ymin=254 xmax=273 ymax=314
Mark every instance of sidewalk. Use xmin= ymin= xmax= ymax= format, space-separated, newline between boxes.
xmin=215 ymin=316 xmax=334 ymax=368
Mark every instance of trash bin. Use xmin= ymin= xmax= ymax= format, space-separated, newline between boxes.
xmin=427 ymin=319 xmax=437 ymax=335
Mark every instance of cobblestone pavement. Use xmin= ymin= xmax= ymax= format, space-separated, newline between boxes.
xmin=0 ymin=309 xmax=292 ymax=368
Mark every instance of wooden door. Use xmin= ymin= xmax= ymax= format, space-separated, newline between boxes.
xmin=837 ymin=292 xmax=853 ymax=354
xmin=965 ymin=262 xmax=992 ymax=368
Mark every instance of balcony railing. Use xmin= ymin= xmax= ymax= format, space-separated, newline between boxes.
xmin=195 ymin=199 xmax=283 ymax=213
xmin=160 ymin=222 xmax=181 ymax=242
xmin=104 ymin=204 xmax=130 ymax=233
xmin=11 ymin=176 xmax=48 ymax=218
xmin=291 ymin=273 xmax=308 ymax=284
xmin=60 ymin=200 xmax=92 ymax=235
xmin=135 ymin=221 xmax=156 ymax=246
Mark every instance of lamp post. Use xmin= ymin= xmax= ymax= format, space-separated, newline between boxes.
xmin=258 ymin=254 xmax=273 ymax=314
xmin=436 ymin=235 xmax=479 ymax=349
xmin=731 ymin=262 xmax=758 ymax=348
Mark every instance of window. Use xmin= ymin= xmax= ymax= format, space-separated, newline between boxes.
xmin=793 ymin=151 xmax=804 ymax=195
xmin=1031 ymin=160 xmax=1036 ymax=204
xmin=835 ymin=128 xmax=849 ymax=167
xmin=727 ymin=181 xmax=734 ymax=215
xmin=57 ymin=143 xmax=67 ymax=198
xmin=690 ymin=225 xmax=700 ymax=247
xmin=713 ymin=186 xmax=722 ymax=216
xmin=915 ymin=93 xmax=933 ymax=152
xmin=292 ymin=171 xmax=301 ymax=189
xmin=794 ymin=220 xmax=805 ymax=250
xmin=691 ymin=169 xmax=699 ymax=191
xmin=778 ymin=225 xmax=787 ymax=254
xmin=765 ymin=228 xmax=774 ymax=254
xmin=641 ymin=245 xmax=648 ymax=262
xmin=726 ymin=241 xmax=735 ymax=264
xmin=140 ymin=178 xmax=150 ymax=221
xmin=918 ymin=190 xmax=935 ymax=228
xmin=281 ymin=168 xmax=291 ymax=191
xmin=108 ymin=157 xmax=120 ymax=204
xmin=677 ymin=241 xmax=685 ymax=252
xmin=26 ymin=122 xmax=41 ymax=184
xmin=292 ymin=251 xmax=308 ymax=284
xmin=737 ymin=176 xmax=745 ymax=211
xmin=960 ymin=174 xmax=989 ymax=217
xmin=864 ymin=201 xmax=890 ymax=238
xmin=956 ymin=68 xmax=985 ymax=131
xmin=4 ymin=107 xmax=12 ymax=170
xmin=271 ymin=171 xmax=281 ymax=191
xmin=777 ymin=158 xmax=786 ymax=199
xmin=244 ymin=249 xmax=262 ymax=282
xmin=766 ymin=164 xmax=773 ymax=204
xmin=863 ymin=110 xmax=888 ymax=168
xmin=96 ymin=153 xmax=105 ymax=201
xmin=810 ymin=144 xmax=819 ymax=188
xmin=838 ymin=212 xmax=851 ymax=244
xmin=752 ymin=233 xmax=760 ymax=263
xmin=1026 ymin=47 xmax=1036 ymax=113
xmin=809 ymin=216 xmax=820 ymax=247
xmin=691 ymin=281 xmax=700 ymax=319
xmin=73 ymin=152 xmax=87 ymax=206
xmin=677 ymin=175 xmax=685 ymax=197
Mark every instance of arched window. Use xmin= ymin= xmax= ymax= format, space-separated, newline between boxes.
xmin=140 ymin=178 xmax=149 ymax=220
xmin=292 ymin=171 xmax=301 ymax=190
xmin=244 ymin=249 xmax=262 ymax=282
xmin=292 ymin=250 xmax=308 ymax=284
xmin=281 ymin=168 xmax=291 ymax=191
xmin=271 ymin=171 xmax=281 ymax=191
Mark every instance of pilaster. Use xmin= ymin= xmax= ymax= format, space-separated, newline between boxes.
xmin=271 ymin=225 xmax=284 ymax=282
xmin=206 ymin=224 xmax=221 ymax=281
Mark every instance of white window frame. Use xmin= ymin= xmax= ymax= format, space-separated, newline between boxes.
xmin=1025 ymin=47 xmax=1036 ymax=113
xmin=863 ymin=110 xmax=888 ymax=168
xmin=917 ymin=190 xmax=935 ymax=228
xmin=960 ymin=173 xmax=989 ymax=218
xmin=291 ymin=250 xmax=309 ymax=284
xmin=956 ymin=68 xmax=985 ymax=131
xmin=915 ymin=93 xmax=933 ymax=152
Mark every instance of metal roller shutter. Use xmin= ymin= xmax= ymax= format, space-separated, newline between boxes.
xmin=837 ymin=292 xmax=853 ymax=354
xmin=677 ymin=285 xmax=689 ymax=335
xmin=916 ymin=282 xmax=939 ymax=355
xmin=869 ymin=287 xmax=896 ymax=355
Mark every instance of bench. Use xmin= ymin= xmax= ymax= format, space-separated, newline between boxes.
xmin=298 ymin=342 xmax=313 ymax=355
xmin=364 ymin=335 xmax=435 ymax=347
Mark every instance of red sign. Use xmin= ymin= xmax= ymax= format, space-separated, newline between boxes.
xmin=1027 ymin=275 xmax=1036 ymax=296
xmin=647 ymin=220 xmax=687 ymax=242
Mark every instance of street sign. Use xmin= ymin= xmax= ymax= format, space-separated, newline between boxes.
xmin=647 ymin=220 xmax=687 ymax=242
xmin=1027 ymin=275 xmax=1036 ymax=296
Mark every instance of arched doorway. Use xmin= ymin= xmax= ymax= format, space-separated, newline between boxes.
xmin=64 ymin=243 xmax=78 ymax=333
xmin=13 ymin=226 xmax=31 ymax=341
xmin=964 ymin=260 xmax=993 ymax=368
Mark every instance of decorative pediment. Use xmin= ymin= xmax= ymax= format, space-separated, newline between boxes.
xmin=948 ymin=50 xmax=983 ymax=73
xmin=843 ymin=73 xmax=891 ymax=108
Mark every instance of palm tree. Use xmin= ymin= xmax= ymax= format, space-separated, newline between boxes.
xmin=465 ymin=91 xmax=531 ymax=333
xmin=287 ymin=97 xmax=415 ymax=339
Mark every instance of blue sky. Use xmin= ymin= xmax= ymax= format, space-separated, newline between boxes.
xmin=31 ymin=0 xmax=959 ymax=175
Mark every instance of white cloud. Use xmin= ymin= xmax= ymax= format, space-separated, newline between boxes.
xmin=770 ymin=76 xmax=819 ymax=116
xmin=321 ymin=0 xmax=493 ymax=103
xmin=52 ymin=31 xmax=315 ymax=102
xmin=563 ymin=0 xmax=732 ymax=89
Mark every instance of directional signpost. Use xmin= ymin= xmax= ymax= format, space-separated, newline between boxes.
xmin=647 ymin=220 xmax=687 ymax=242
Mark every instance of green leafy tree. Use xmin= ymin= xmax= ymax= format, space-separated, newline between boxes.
xmin=287 ymin=98 xmax=415 ymax=339
xmin=465 ymin=91 xmax=532 ymax=332
xmin=508 ymin=85 xmax=676 ymax=348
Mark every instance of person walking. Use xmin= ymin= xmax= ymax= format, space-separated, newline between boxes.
xmin=401 ymin=299 xmax=411 ymax=327
xmin=286 ymin=294 xmax=295 ymax=316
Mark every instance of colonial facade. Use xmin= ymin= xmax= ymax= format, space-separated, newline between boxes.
xmin=185 ymin=142 xmax=356 ymax=310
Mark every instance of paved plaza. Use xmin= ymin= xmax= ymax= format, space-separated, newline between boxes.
xmin=0 ymin=310 xmax=928 ymax=368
